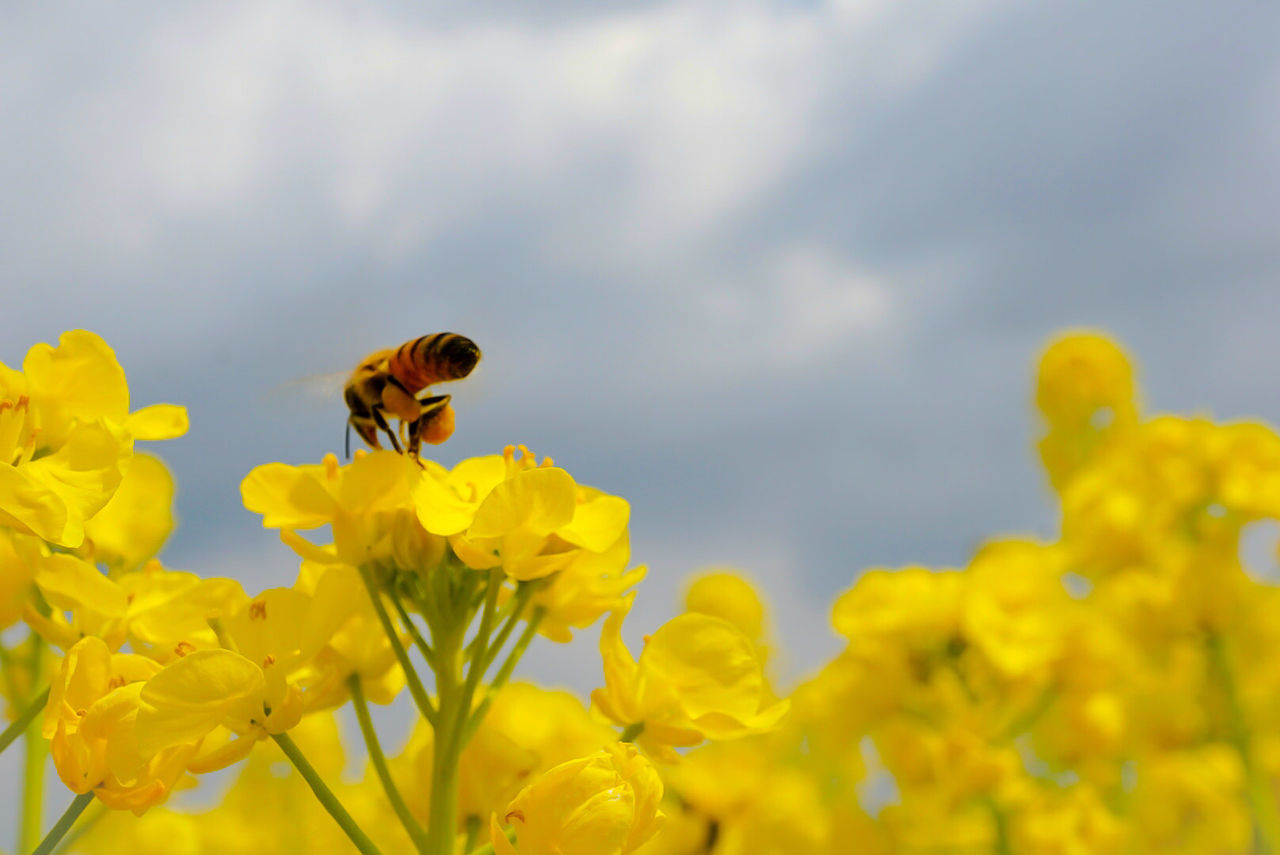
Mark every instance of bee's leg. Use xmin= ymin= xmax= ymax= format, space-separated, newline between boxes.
xmin=411 ymin=396 xmax=455 ymax=456
xmin=348 ymin=416 xmax=382 ymax=453
xmin=371 ymin=408 xmax=403 ymax=453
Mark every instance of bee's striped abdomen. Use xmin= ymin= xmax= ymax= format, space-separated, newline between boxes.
xmin=388 ymin=333 xmax=480 ymax=393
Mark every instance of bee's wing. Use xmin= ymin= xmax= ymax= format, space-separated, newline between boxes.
xmin=263 ymin=371 xmax=349 ymax=407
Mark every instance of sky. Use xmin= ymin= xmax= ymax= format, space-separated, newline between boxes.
xmin=2 ymin=0 xmax=1280 ymax=823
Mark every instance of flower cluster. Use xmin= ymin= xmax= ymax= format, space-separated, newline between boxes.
xmin=5 ymin=327 xmax=1278 ymax=855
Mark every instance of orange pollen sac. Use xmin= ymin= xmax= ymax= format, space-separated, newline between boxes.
xmin=174 ymin=641 xmax=195 ymax=657
xmin=249 ymin=601 xmax=267 ymax=621
xmin=108 ymin=675 xmax=127 ymax=690
xmin=262 ymin=654 xmax=276 ymax=668
xmin=505 ymin=809 xmax=526 ymax=824
xmin=421 ymin=405 xmax=455 ymax=445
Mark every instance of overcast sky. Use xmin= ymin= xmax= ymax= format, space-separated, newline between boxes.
xmin=3 ymin=0 xmax=1280 ymax=786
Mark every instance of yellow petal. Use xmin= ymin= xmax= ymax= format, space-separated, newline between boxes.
xmin=125 ymin=404 xmax=189 ymax=441
xmin=684 ymin=571 xmax=766 ymax=641
xmin=337 ymin=451 xmax=412 ymax=511
xmin=280 ymin=529 xmax=340 ymax=563
xmin=83 ymin=452 xmax=175 ymax=571
xmin=414 ymin=468 xmax=483 ymax=536
xmin=491 ymin=814 xmax=519 ymax=855
xmin=641 ymin=614 xmax=765 ymax=722
xmin=138 ymin=649 xmax=265 ymax=755
xmin=23 ymin=330 xmax=130 ymax=428
xmin=448 ymin=455 xmax=508 ymax=498
xmin=2 ymin=420 xmax=130 ymax=547
xmin=36 ymin=553 xmax=129 ymax=618
xmin=557 ymin=493 xmax=629 ymax=552
xmin=241 ymin=463 xmax=338 ymax=529
xmin=0 ymin=462 xmax=73 ymax=545
xmin=469 ymin=468 xmax=577 ymax=540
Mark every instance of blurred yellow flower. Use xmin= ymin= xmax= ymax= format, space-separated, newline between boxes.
xmin=683 ymin=569 xmax=766 ymax=642
xmin=492 ymin=742 xmax=664 ymax=855
xmin=591 ymin=596 xmax=788 ymax=760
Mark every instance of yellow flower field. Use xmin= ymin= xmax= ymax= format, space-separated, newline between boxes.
xmin=3 ymin=328 xmax=1279 ymax=854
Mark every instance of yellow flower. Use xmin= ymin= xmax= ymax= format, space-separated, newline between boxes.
xmin=708 ymin=769 xmax=832 ymax=855
xmin=81 ymin=452 xmax=177 ymax=573
xmin=0 ymin=330 xmax=187 ymax=547
xmin=533 ymin=533 xmax=646 ymax=643
xmin=399 ymin=682 xmax=615 ymax=831
xmin=591 ymin=596 xmax=788 ymax=760
xmin=876 ymin=719 xmax=1020 ymax=807
xmin=241 ymin=450 xmax=426 ymax=568
xmin=1035 ymin=332 xmax=1138 ymax=431
xmin=961 ymin=539 xmax=1071 ymax=678
xmin=44 ymin=637 xmax=195 ymax=813
xmin=492 ymin=743 xmax=664 ymax=855
xmin=1129 ymin=745 xmax=1251 ymax=854
xmin=0 ymin=528 xmax=37 ymax=630
xmin=24 ymin=554 xmax=242 ymax=657
xmin=294 ymin=561 xmax=405 ymax=708
xmin=415 ymin=446 xmax=630 ymax=582
xmin=1008 ymin=784 xmax=1123 ymax=855
xmin=832 ymin=567 xmax=963 ymax=654
xmin=134 ymin=580 xmax=353 ymax=770
xmin=683 ymin=570 xmax=766 ymax=642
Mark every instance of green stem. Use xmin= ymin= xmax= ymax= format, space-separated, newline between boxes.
xmin=20 ymin=636 xmax=46 ymax=854
xmin=358 ymin=564 xmax=437 ymax=726
xmin=618 ymin=722 xmax=645 ymax=743
xmin=425 ymin=618 xmax=464 ymax=855
xmin=457 ymin=570 xmax=502 ymax=735
xmin=30 ymin=793 xmax=93 ymax=855
xmin=479 ymin=586 xmax=533 ymax=675
xmin=0 ymin=644 xmax=20 ymax=704
xmin=464 ymin=607 xmax=545 ymax=740
xmin=0 ymin=686 xmax=48 ymax=758
xmin=1208 ymin=632 xmax=1280 ymax=854
xmin=984 ymin=796 xmax=1012 ymax=855
xmin=462 ymin=815 xmax=481 ymax=854
xmin=272 ymin=732 xmax=384 ymax=855
xmin=49 ymin=800 xmax=106 ymax=855
xmin=348 ymin=675 xmax=429 ymax=854
xmin=389 ymin=585 xmax=436 ymax=670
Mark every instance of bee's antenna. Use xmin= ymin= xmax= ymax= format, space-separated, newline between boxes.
xmin=345 ymin=422 xmax=351 ymax=459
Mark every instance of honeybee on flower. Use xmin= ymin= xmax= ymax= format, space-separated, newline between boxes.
xmin=343 ymin=333 xmax=481 ymax=458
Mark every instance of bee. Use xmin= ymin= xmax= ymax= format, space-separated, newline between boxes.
xmin=344 ymin=333 xmax=481 ymax=459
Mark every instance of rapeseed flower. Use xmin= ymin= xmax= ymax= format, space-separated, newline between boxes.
xmin=0 ymin=330 xmax=187 ymax=548
xmin=44 ymin=637 xmax=194 ymax=813
xmin=591 ymin=595 xmax=788 ymax=760
xmin=491 ymin=742 xmax=664 ymax=855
